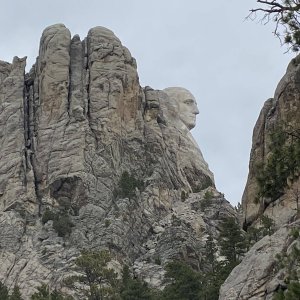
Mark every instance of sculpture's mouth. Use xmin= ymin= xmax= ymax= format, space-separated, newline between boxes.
xmin=184 ymin=115 xmax=197 ymax=130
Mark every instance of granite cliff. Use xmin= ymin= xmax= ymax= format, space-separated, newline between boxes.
xmin=242 ymin=56 xmax=300 ymax=229
xmin=6 ymin=22 xmax=299 ymax=300
xmin=0 ymin=24 xmax=236 ymax=299
xmin=219 ymin=56 xmax=300 ymax=299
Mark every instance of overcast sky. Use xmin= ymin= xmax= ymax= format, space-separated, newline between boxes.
xmin=0 ymin=0 xmax=294 ymax=205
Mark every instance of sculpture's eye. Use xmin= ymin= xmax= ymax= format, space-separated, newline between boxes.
xmin=184 ymin=99 xmax=194 ymax=105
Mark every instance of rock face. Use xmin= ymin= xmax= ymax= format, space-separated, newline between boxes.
xmin=242 ymin=55 xmax=300 ymax=229
xmin=220 ymin=221 xmax=300 ymax=300
xmin=0 ymin=24 xmax=235 ymax=298
xmin=220 ymin=55 xmax=300 ymax=299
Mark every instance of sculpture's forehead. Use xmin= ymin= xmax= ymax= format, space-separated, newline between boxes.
xmin=163 ymin=87 xmax=196 ymax=101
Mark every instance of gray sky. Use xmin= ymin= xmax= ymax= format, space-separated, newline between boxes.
xmin=0 ymin=0 xmax=294 ymax=205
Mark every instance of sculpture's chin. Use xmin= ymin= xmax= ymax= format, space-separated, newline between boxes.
xmin=181 ymin=121 xmax=195 ymax=131
xmin=183 ymin=117 xmax=196 ymax=130
xmin=185 ymin=120 xmax=196 ymax=130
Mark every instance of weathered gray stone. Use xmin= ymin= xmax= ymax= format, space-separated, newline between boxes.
xmin=0 ymin=24 xmax=236 ymax=299
xmin=242 ymin=54 xmax=300 ymax=228
xmin=219 ymin=221 xmax=300 ymax=300
xmin=0 ymin=56 xmax=37 ymax=214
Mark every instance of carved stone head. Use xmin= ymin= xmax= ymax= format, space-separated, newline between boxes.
xmin=163 ymin=87 xmax=199 ymax=130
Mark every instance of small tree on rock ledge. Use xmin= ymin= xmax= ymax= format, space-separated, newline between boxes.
xmin=219 ymin=217 xmax=246 ymax=268
xmin=66 ymin=250 xmax=119 ymax=300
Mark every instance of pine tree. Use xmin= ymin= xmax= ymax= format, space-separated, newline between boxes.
xmin=199 ymin=234 xmax=220 ymax=300
xmin=31 ymin=284 xmax=73 ymax=300
xmin=274 ymin=242 xmax=300 ymax=299
xmin=120 ymin=265 xmax=153 ymax=300
xmin=285 ymin=281 xmax=300 ymax=299
xmin=249 ymin=0 xmax=300 ymax=51
xmin=161 ymin=261 xmax=202 ymax=300
xmin=0 ymin=281 xmax=9 ymax=300
xmin=31 ymin=285 xmax=50 ymax=300
xmin=219 ymin=217 xmax=246 ymax=267
xmin=67 ymin=250 xmax=119 ymax=300
xmin=246 ymin=226 xmax=261 ymax=250
xmin=10 ymin=286 xmax=23 ymax=300
xmin=260 ymin=215 xmax=275 ymax=236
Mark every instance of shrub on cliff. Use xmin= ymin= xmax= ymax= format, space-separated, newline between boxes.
xmin=200 ymin=234 xmax=224 ymax=299
xmin=10 ymin=286 xmax=23 ymax=300
xmin=52 ymin=213 xmax=73 ymax=237
xmin=0 ymin=282 xmax=9 ymax=299
xmin=66 ymin=250 xmax=119 ymax=300
xmin=256 ymin=126 xmax=300 ymax=201
xmin=120 ymin=265 xmax=154 ymax=300
xmin=274 ymin=241 xmax=300 ymax=299
xmin=0 ymin=283 xmax=23 ymax=300
xmin=219 ymin=217 xmax=246 ymax=266
xmin=31 ymin=284 xmax=72 ymax=300
xmin=161 ymin=261 xmax=202 ymax=300
xmin=42 ymin=209 xmax=73 ymax=238
xmin=116 ymin=171 xmax=144 ymax=198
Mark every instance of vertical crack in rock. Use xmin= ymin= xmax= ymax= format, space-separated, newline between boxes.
xmin=24 ymin=69 xmax=40 ymax=211
xmin=29 ymin=63 xmax=44 ymax=212
xmin=69 ymin=34 xmax=85 ymax=123
xmin=23 ymin=75 xmax=33 ymax=189
xmin=22 ymin=75 xmax=29 ymax=188
xmin=84 ymin=33 xmax=100 ymax=151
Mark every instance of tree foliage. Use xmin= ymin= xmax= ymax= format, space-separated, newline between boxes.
xmin=0 ymin=283 xmax=23 ymax=300
xmin=120 ymin=265 xmax=154 ymax=300
xmin=256 ymin=126 xmax=300 ymax=201
xmin=245 ymin=215 xmax=276 ymax=250
xmin=219 ymin=217 xmax=246 ymax=267
xmin=67 ymin=250 xmax=119 ymax=300
xmin=0 ymin=219 xmax=249 ymax=300
xmin=249 ymin=0 xmax=300 ymax=51
xmin=200 ymin=234 xmax=224 ymax=299
xmin=160 ymin=254 xmax=232 ymax=300
xmin=116 ymin=171 xmax=144 ymax=199
xmin=10 ymin=286 xmax=23 ymax=300
xmin=274 ymin=231 xmax=300 ymax=299
xmin=260 ymin=215 xmax=275 ymax=236
xmin=160 ymin=220 xmax=247 ymax=300
xmin=68 ymin=251 xmax=157 ymax=299
xmin=0 ymin=282 xmax=9 ymax=300
xmin=161 ymin=261 xmax=202 ymax=300
xmin=52 ymin=213 xmax=74 ymax=238
xmin=31 ymin=284 xmax=73 ymax=300
xmin=42 ymin=209 xmax=74 ymax=238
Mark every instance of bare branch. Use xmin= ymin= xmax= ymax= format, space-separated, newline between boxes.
xmin=249 ymin=0 xmax=300 ymax=52
xmin=250 ymin=8 xmax=285 ymax=13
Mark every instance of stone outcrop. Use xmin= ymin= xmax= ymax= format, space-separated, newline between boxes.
xmin=0 ymin=24 xmax=235 ymax=299
xmin=220 ymin=54 xmax=300 ymax=299
xmin=220 ymin=220 xmax=300 ymax=300
xmin=0 ymin=57 xmax=36 ymax=213
xmin=242 ymin=55 xmax=300 ymax=229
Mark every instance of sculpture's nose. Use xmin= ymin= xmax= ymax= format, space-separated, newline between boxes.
xmin=193 ymin=104 xmax=199 ymax=115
